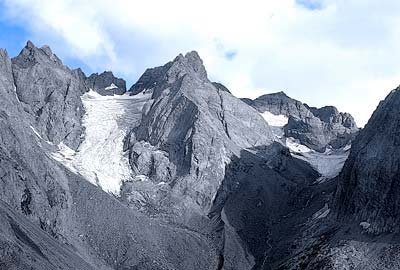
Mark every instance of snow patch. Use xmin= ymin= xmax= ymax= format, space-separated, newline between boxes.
xmin=312 ymin=204 xmax=330 ymax=220
xmin=132 ymin=88 xmax=154 ymax=97
xmin=260 ymin=111 xmax=288 ymax=127
xmin=286 ymin=137 xmax=349 ymax=182
xmin=14 ymin=86 xmax=20 ymax=103
xmin=360 ymin=222 xmax=371 ymax=230
xmin=30 ymin=125 xmax=53 ymax=145
xmin=343 ymin=144 xmax=351 ymax=152
xmin=286 ymin=137 xmax=312 ymax=153
xmin=134 ymin=175 xmax=150 ymax=182
xmin=50 ymin=142 xmax=78 ymax=173
xmin=30 ymin=126 xmax=43 ymax=139
xmin=260 ymin=111 xmax=288 ymax=138
xmin=105 ymin=83 xmax=118 ymax=90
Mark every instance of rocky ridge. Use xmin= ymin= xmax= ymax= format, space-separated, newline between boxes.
xmin=86 ymin=71 xmax=126 ymax=96
xmin=274 ymin=87 xmax=400 ymax=270
xmin=122 ymin=51 xmax=322 ymax=268
xmin=335 ymin=87 xmax=400 ymax=234
xmin=2 ymin=40 xmax=400 ymax=270
xmin=244 ymin=91 xmax=358 ymax=152
xmin=0 ymin=42 xmax=217 ymax=270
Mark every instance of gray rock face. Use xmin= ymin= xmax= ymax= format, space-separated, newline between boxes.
xmin=86 ymin=71 xmax=126 ymax=95
xmin=129 ymin=64 xmax=172 ymax=95
xmin=271 ymin=87 xmax=400 ymax=270
xmin=4 ymin=41 xmax=393 ymax=270
xmin=244 ymin=92 xmax=358 ymax=151
xmin=12 ymin=41 xmax=87 ymax=150
xmin=212 ymin=144 xmax=320 ymax=268
xmin=245 ymin=91 xmax=312 ymax=118
xmin=212 ymin=82 xmax=231 ymax=93
xmin=310 ymin=106 xmax=357 ymax=130
xmin=125 ymin=51 xmax=275 ymax=216
xmin=123 ymin=51 xmax=322 ymax=269
xmin=0 ymin=44 xmax=217 ymax=270
xmin=0 ymin=200 xmax=95 ymax=270
xmin=335 ymin=87 xmax=400 ymax=234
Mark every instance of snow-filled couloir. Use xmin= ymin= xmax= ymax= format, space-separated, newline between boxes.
xmin=51 ymin=90 xmax=151 ymax=194
xmin=260 ymin=110 xmax=350 ymax=183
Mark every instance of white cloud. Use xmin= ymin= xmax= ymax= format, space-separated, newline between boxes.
xmin=2 ymin=0 xmax=400 ymax=126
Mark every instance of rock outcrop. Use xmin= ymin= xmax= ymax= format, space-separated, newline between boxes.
xmin=272 ymin=87 xmax=400 ymax=270
xmin=86 ymin=71 xmax=126 ymax=96
xmin=124 ymin=51 xmax=275 ymax=215
xmin=4 ymin=40 xmax=393 ymax=270
xmin=212 ymin=82 xmax=231 ymax=93
xmin=123 ymin=51 xmax=320 ymax=269
xmin=0 ymin=43 xmax=217 ymax=270
xmin=12 ymin=41 xmax=87 ymax=150
xmin=244 ymin=92 xmax=358 ymax=151
xmin=335 ymin=87 xmax=400 ymax=234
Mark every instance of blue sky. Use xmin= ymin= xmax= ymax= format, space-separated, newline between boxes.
xmin=296 ymin=0 xmax=324 ymax=10
xmin=0 ymin=3 xmax=27 ymax=57
xmin=1 ymin=0 xmax=400 ymax=126
xmin=0 ymin=1 xmax=92 ymax=74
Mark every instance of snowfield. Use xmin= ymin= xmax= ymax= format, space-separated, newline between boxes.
xmin=105 ymin=83 xmax=118 ymax=90
xmin=51 ymin=90 xmax=151 ymax=194
xmin=259 ymin=110 xmax=350 ymax=180
xmin=286 ymin=137 xmax=350 ymax=183
xmin=260 ymin=111 xmax=288 ymax=138
xmin=260 ymin=111 xmax=288 ymax=127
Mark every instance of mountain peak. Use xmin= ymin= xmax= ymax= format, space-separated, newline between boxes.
xmin=169 ymin=50 xmax=208 ymax=81
xmin=86 ymin=70 xmax=126 ymax=96
xmin=13 ymin=40 xmax=62 ymax=68
xmin=0 ymin=48 xmax=8 ymax=58
xmin=256 ymin=91 xmax=292 ymax=102
xmin=25 ymin=40 xmax=36 ymax=49
xmin=40 ymin=45 xmax=54 ymax=57
xmin=184 ymin=50 xmax=202 ymax=63
xmin=130 ymin=50 xmax=209 ymax=95
xmin=212 ymin=82 xmax=231 ymax=94
xmin=244 ymin=91 xmax=358 ymax=151
xmin=271 ymin=91 xmax=289 ymax=97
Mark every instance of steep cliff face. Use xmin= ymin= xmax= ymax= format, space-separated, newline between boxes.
xmin=0 ymin=43 xmax=217 ymax=270
xmin=0 ymin=46 xmax=69 ymax=239
xmin=124 ymin=51 xmax=275 ymax=216
xmin=273 ymin=87 xmax=400 ymax=270
xmin=310 ymin=106 xmax=357 ymax=130
xmin=123 ymin=52 xmax=321 ymax=269
xmin=244 ymin=91 xmax=312 ymax=119
xmin=0 ymin=46 xmax=90 ymax=268
xmin=86 ymin=71 xmax=126 ymax=95
xmin=11 ymin=41 xmax=87 ymax=150
xmin=3 ymin=40 xmax=385 ymax=270
xmin=0 ymin=200 xmax=95 ymax=270
xmin=244 ymin=92 xmax=358 ymax=152
xmin=335 ymin=87 xmax=400 ymax=234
